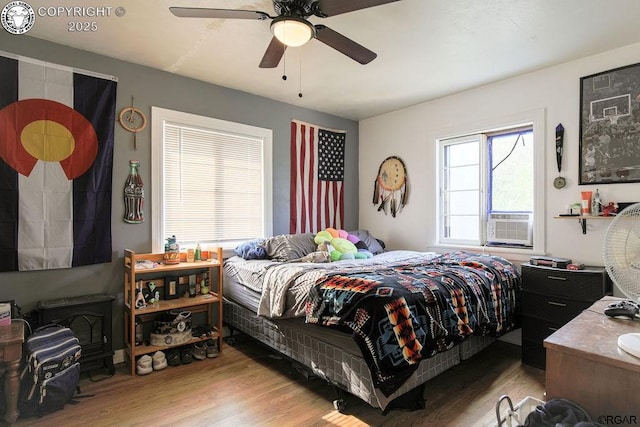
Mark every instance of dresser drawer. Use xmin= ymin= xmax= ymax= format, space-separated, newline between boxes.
xmin=521 ymin=314 xmax=567 ymax=369
xmin=521 ymin=263 xmax=611 ymax=301
xmin=521 ymin=315 xmax=563 ymax=342
xmin=522 ymin=339 xmax=546 ymax=369
xmin=521 ymin=291 xmax=592 ymax=323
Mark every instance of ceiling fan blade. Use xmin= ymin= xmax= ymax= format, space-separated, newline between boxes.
xmin=315 ymin=0 xmax=401 ymax=17
xmin=169 ymin=7 xmax=270 ymax=20
xmin=314 ymin=25 xmax=376 ymax=64
xmin=259 ymin=37 xmax=287 ymax=68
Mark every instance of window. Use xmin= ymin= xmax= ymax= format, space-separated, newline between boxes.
xmin=151 ymin=107 xmax=272 ymax=253
xmin=436 ymin=111 xmax=544 ymax=252
xmin=439 ymin=134 xmax=484 ymax=243
xmin=488 ymin=129 xmax=534 ymax=213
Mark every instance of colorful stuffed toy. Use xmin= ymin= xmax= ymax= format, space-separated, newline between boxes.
xmin=314 ymin=228 xmax=373 ymax=261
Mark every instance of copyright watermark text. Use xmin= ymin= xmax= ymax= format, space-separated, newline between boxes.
xmin=36 ymin=6 xmax=118 ymax=17
xmin=598 ymin=415 xmax=638 ymax=425
xmin=1 ymin=1 xmax=125 ymax=34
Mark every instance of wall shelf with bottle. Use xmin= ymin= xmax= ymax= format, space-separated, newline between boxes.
xmin=123 ymin=247 xmax=223 ymax=376
xmin=556 ymin=188 xmax=614 ymax=234
xmin=553 ymin=215 xmax=613 ymax=234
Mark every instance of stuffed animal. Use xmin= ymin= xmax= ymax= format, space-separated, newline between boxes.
xmin=314 ymin=228 xmax=373 ymax=261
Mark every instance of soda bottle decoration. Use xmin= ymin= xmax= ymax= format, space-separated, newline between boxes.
xmin=123 ymin=160 xmax=144 ymax=223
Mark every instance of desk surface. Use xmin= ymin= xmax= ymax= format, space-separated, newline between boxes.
xmin=0 ymin=322 xmax=24 ymax=345
xmin=544 ymin=297 xmax=640 ymax=421
xmin=544 ymin=296 xmax=640 ymax=373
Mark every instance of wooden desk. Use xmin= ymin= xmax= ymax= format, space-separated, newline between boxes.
xmin=0 ymin=321 xmax=24 ymax=424
xmin=544 ymin=297 xmax=640 ymax=424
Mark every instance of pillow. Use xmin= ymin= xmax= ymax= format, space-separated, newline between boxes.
xmin=348 ymin=230 xmax=385 ymax=255
xmin=263 ymin=233 xmax=317 ymax=262
xmin=234 ymin=239 xmax=267 ymax=260
xmin=285 ymin=251 xmax=330 ymax=263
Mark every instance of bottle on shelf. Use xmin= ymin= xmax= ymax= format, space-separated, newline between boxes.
xmin=201 ymin=272 xmax=210 ymax=295
xmin=164 ymin=235 xmax=180 ymax=264
xmin=135 ymin=316 xmax=143 ymax=345
xmin=592 ymin=188 xmax=601 ymax=216
xmin=189 ymin=275 xmax=197 ymax=297
xmin=195 ymin=244 xmax=201 ymax=261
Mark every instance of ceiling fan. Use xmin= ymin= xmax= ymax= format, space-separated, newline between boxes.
xmin=169 ymin=0 xmax=401 ymax=68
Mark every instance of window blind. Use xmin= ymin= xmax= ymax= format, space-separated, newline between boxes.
xmin=163 ymin=123 xmax=264 ymax=244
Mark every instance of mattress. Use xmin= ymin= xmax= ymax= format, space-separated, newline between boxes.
xmin=225 ymin=266 xmax=362 ymax=355
xmin=224 ymin=251 xmax=440 ymax=318
xmin=224 ymin=266 xmax=261 ymax=313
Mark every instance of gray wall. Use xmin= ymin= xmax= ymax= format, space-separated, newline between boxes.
xmin=0 ymin=31 xmax=359 ymax=350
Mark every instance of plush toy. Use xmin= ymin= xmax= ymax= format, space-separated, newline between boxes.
xmin=314 ymin=228 xmax=373 ymax=261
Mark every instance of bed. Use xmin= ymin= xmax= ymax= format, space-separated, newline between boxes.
xmin=222 ymin=231 xmax=521 ymax=411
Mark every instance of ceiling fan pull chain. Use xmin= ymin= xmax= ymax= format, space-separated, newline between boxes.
xmin=299 ymin=50 xmax=303 ymax=98
xmin=282 ymin=51 xmax=287 ymax=81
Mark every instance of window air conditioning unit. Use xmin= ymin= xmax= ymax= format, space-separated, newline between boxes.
xmin=486 ymin=213 xmax=533 ymax=246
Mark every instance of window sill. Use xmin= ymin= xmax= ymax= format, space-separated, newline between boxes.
xmin=427 ymin=244 xmax=545 ymax=263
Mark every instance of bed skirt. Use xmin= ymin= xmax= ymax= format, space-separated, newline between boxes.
xmin=223 ymin=298 xmax=495 ymax=410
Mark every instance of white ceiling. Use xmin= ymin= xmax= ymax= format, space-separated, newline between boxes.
xmin=23 ymin=0 xmax=640 ymax=120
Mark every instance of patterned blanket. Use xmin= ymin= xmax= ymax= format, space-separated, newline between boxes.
xmin=305 ymin=251 xmax=521 ymax=397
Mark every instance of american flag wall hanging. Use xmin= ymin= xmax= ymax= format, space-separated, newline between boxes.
xmin=290 ymin=120 xmax=345 ymax=234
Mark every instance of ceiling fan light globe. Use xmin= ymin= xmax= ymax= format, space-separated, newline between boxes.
xmin=271 ymin=17 xmax=315 ymax=47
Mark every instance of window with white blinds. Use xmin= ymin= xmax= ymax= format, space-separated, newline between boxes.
xmin=151 ymin=107 xmax=272 ymax=253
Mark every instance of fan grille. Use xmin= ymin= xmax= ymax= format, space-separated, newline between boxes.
xmin=603 ymin=203 xmax=640 ymax=301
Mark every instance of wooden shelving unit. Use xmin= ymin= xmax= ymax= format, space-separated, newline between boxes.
xmin=123 ymin=247 xmax=223 ymax=376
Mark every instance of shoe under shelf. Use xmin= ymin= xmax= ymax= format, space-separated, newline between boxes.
xmin=128 ymin=332 xmax=220 ymax=358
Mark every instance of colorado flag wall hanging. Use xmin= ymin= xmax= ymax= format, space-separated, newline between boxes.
xmin=0 ymin=51 xmax=117 ymax=272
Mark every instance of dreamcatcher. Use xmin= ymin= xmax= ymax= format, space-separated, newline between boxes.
xmin=372 ymin=156 xmax=409 ymax=217
xmin=118 ymin=96 xmax=147 ymax=150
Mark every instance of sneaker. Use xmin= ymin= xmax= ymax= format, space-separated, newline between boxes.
xmin=205 ymin=339 xmax=219 ymax=358
xmin=136 ymin=355 xmax=153 ymax=375
xmin=180 ymin=346 xmax=194 ymax=364
xmin=166 ymin=348 xmax=181 ymax=367
xmin=193 ymin=325 xmax=218 ymax=338
xmin=191 ymin=342 xmax=207 ymax=361
xmin=152 ymin=351 xmax=168 ymax=370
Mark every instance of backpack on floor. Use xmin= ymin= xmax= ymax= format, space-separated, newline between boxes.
xmin=18 ymin=324 xmax=82 ymax=417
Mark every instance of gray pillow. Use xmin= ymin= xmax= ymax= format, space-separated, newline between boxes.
xmin=264 ymin=233 xmax=317 ymax=262
xmin=349 ymin=229 xmax=385 ymax=255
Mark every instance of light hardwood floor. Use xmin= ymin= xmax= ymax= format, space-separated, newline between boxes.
xmin=11 ymin=335 xmax=544 ymax=427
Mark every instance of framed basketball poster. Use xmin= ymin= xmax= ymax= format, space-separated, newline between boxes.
xmin=579 ymin=62 xmax=640 ymax=184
